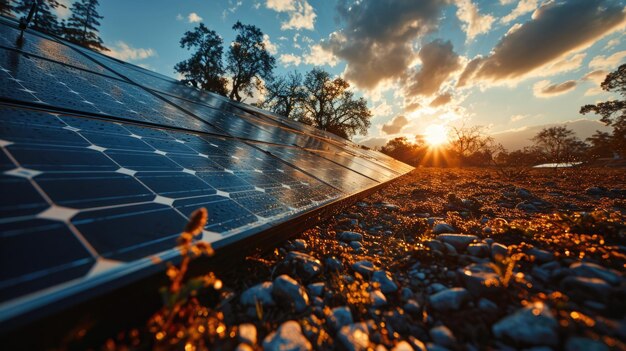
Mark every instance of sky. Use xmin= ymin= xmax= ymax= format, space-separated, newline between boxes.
xmin=56 ymin=0 xmax=626 ymax=148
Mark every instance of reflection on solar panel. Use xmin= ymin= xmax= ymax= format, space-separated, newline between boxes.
xmin=0 ymin=17 xmax=412 ymax=325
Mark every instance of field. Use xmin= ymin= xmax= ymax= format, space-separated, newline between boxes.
xmin=98 ymin=167 xmax=625 ymax=350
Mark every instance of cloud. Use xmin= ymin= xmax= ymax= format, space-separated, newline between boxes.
xmin=604 ymin=38 xmax=620 ymax=50
xmin=266 ymin=0 xmax=316 ymax=30
xmin=176 ymin=14 xmax=184 ymax=21
xmin=322 ymin=0 xmax=448 ymax=90
xmin=381 ymin=115 xmax=409 ymax=134
xmin=500 ymin=0 xmax=539 ymax=24
xmin=429 ymin=93 xmax=452 ymax=107
xmin=279 ymin=53 xmax=302 ymax=66
xmin=582 ymin=69 xmax=609 ymax=84
xmin=188 ymin=12 xmax=203 ymax=23
xmin=455 ymin=0 xmax=495 ymax=40
xmin=459 ymin=0 xmax=626 ymax=87
xmin=405 ymin=40 xmax=461 ymax=97
xmin=54 ymin=0 xmax=72 ymax=19
xmin=106 ymin=41 xmax=156 ymax=61
xmin=582 ymin=69 xmax=609 ymax=96
xmin=510 ymin=114 xmax=529 ymax=122
xmin=404 ymin=102 xmax=422 ymax=112
xmin=589 ymin=50 xmax=626 ymax=70
xmin=304 ymin=44 xmax=339 ymax=66
xmin=533 ymin=79 xmax=577 ymax=98
xmin=262 ymin=34 xmax=278 ymax=55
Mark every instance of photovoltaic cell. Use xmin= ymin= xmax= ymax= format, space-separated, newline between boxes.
xmin=0 ymin=18 xmax=412 ymax=324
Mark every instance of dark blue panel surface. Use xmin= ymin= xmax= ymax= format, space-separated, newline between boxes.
xmin=0 ymin=219 xmax=95 ymax=302
xmin=0 ymin=18 xmax=412 ymax=324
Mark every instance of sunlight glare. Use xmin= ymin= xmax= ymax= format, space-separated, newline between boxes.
xmin=424 ymin=124 xmax=448 ymax=146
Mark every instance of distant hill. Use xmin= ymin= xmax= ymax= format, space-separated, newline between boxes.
xmin=491 ymin=119 xmax=612 ymax=151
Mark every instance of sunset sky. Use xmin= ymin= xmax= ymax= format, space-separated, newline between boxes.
xmin=56 ymin=0 xmax=625 ymax=148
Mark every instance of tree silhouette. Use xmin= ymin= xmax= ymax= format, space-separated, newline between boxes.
xmin=580 ymin=64 xmax=626 ymax=157
xmin=1 ymin=0 xmax=15 ymax=17
xmin=531 ymin=126 xmax=587 ymax=165
xmin=175 ymin=23 xmax=228 ymax=96
xmin=448 ymin=125 xmax=494 ymax=160
xmin=226 ymin=21 xmax=275 ymax=101
xmin=14 ymin=0 xmax=65 ymax=35
xmin=63 ymin=0 xmax=108 ymax=51
xmin=380 ymin=137 xmax=424 ymax=165
xmin=261 ymin=71 xmax=306 ymax=120
xmin=301 ymin=68 xmax=371 ymax=139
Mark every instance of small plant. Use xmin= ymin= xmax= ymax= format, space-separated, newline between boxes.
xmin=147 ymin=208 xmax=225 ymax=350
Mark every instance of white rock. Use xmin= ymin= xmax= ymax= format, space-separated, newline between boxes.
xmin=338 ymin=323 xmax=370 ymax=351
xmin=263 ymin=320 xmax=312 ymax=351
xmin=429 ymin=288 xmax=469 ymax=311
xmin=272 ymin=275 xmax=309 ymax=312
xmin=492 ymin=302 xmax=558 ymax=346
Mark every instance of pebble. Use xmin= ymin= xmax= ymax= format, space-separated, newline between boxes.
xmin=350 ymin=241 xmax=364 ymax=251
xmin=443 ymin=242 xmax=457 ymax=255
xmin=352 ymin=260 xmax=376 ymax=276
xmin=459 ymin=263 xmax=503 ymax=296
xmin=404 ymin=299 xmax=421 ymax=314
xmin=528 ymin=248 xmax=554 ymax=263
xmin=283 ymin=251 xmax=323 ymax=280
xmin=329 ymin=306 xmax=353 ymax=331
xmin=429 ymin=283 xmax=447 ymax=294
xmin=263 ymin=320 xmax=312 ymax=351
xmin=478 ymin=298 xmax=498 ymax=311
xmin=467 ymin=243 xmax=490 ymax=258
xmin=429 ymin=325 xmax=456 ymax=348
xmin=272 ymin=275 xmax=309 ymax=313
xmin=433 ymin=223 xmax=456 ymax=234
xmin=516 ymin=202 xmax=538 ymax=212
xmin=569 ymin=261 xmax=621 ymax=285
xmin=241 ymin=281 xmax=275 ymax=306
xmin=325 ymin=256 xmax=343 ymax=272
xmin=235 ymin=343 xmax=254 ymax=351
xmin=339 ymin=231 xmax=364 ymax=242
xmin=436 ymin=234 xmax=478 ymax=250
xmin=371 ymin=290 xmax=387 ymax=307
xmin=515 ymin=187 xmax=532 ymax=198
xmin=392 ymin=341 xmax=414 ymax=351
xmin=585 ymin=187 xmax=606 ymax=196
xmin=401 ymin=287 xmax=414 ymax=301
xmin=294 ymin=239 xmax=307 ymax=250
xmin=307 ymin=282 xmax=325 ymax=297
xmin=560 ymin=276 xmax=612 ymax=302
xmin=429 ymin=288 xmax=469 ymax=311
xmin=238 ymin=323 xmax=257 ymax=345
xmin=491 ymin=243 xmax=508 ymax=260
xmin=372 ymin=270 xmax=399 ymax=293
xmin=425 ymin=239 xmax=445 ymax=252
xmin=338 ymin=323 xmax=370 ymax=351
xmin=492 ymin=302 xmax=558 ymax=346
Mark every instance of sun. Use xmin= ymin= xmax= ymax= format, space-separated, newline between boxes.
xmin=424 ymin=124 xmax=449 ymax=146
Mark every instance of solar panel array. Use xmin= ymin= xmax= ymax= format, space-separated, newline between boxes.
xmin=0 ymin=18 xmax=412 ymax=322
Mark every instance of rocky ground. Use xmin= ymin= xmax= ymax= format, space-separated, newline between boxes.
xmin=103 ymin=167 xmax=625 ymax=351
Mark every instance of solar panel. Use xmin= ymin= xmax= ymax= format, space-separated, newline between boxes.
xmin=0 ymin=17 xmax=412 ymax=325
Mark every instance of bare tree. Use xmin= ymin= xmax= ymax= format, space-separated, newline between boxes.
xmin=261 ymin=71 xmax=306 ymax=120
xmin=531 ymin=126 xmax=587 ymax=165
xmin=301 ymin=68 xmax=371 ymax=139
xmin=448 ymin=125 xmax=494 ymax=162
